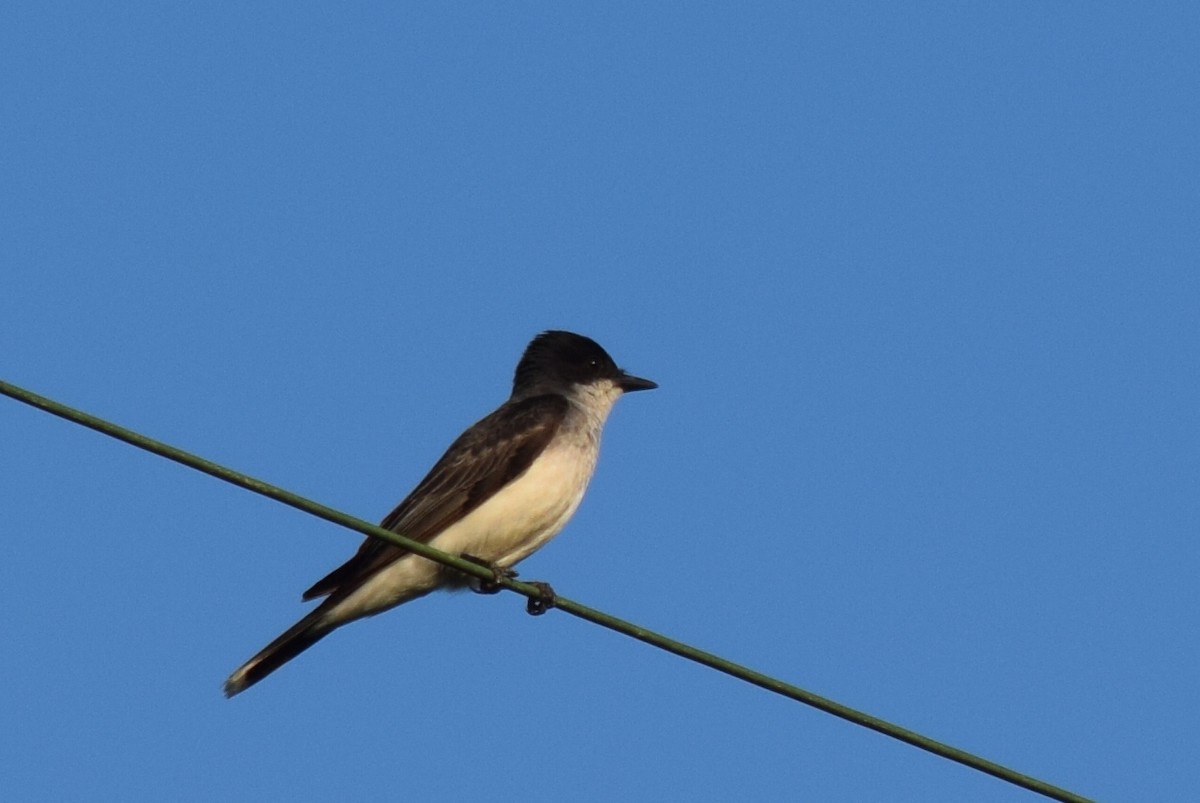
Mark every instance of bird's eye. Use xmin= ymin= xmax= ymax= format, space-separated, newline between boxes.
xmin=588 ymin=358 xmax=599 ymax=369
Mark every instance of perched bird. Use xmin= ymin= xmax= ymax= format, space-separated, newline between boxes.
xmin=224 ymin=330 xmax=656 ymax=696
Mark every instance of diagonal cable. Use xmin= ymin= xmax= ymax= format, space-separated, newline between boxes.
xmin=0 ymin=379 xmax=1092 ymax=803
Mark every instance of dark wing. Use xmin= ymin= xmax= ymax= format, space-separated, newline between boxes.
xmin=301 ymin=394 xmax=569 ymax=601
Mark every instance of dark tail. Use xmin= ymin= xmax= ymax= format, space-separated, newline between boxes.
xmin=224 ymin=608 xmax=333 ymax=697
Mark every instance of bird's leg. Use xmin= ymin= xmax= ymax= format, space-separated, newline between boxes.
xmin=459 ymin=555 xmax=555 ymax=614
xmin=460 ymin=554 xmax=517 ymax=594
xmin=525 ymin=581 xmax=557 ymax=616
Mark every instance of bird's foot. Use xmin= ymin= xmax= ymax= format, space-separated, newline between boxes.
xmin=461 ymin=554 xmax=517 ymax=594
xmin=525 ymin=581 xmax=557 ymax=616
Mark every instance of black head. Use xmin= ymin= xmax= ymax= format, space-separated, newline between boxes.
xmin=513 ymin=330 xmax=657 ymax=397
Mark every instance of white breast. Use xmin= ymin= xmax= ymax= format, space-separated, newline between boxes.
xmin=430 ymin=435 xmax=599 ymax=567
xmin=325 ymin=432 xmax=601 ymax=624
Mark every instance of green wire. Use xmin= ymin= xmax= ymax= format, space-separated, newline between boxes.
xmin=0 ymin=379 xmax=1093 ymax=803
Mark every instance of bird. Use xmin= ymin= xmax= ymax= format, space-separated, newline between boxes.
xmin=224 ymin=330 xmax=656 ymax=696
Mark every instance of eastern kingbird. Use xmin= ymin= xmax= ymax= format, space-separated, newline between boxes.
xmin=224 ymin=330 xmax=656 ymax=696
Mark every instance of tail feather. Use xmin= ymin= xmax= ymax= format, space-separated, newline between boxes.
xmin=224 ymin=608 xmax=332 ymax=697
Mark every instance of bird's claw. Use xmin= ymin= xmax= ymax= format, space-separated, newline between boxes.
xmin=461 ymin=554 xmax=517 ymax=594
xmin=459 ymin=555 xmax=554 ymax=614
xmin=525 ymin=581 xmax=557 ymax=616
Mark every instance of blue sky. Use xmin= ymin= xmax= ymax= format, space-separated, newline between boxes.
xmin=2 ymin=4 xmax=1197 ymax=801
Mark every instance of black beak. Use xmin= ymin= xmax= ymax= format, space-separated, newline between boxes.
xmin=617 ymin=372 xmax=658 ymax=393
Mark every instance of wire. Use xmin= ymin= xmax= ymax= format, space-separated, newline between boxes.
xmin=0 ymin=379 xmax=1093 ymax=803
